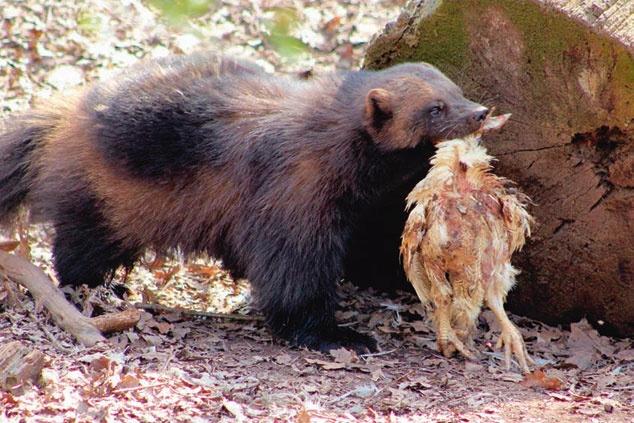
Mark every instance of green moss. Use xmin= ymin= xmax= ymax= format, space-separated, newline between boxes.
xmin=363 ymin=1 xmax=469 ymax=74
xmin=494 ymin=0 xmax=586 ymax=71
xmin=609 ymin=46 xmax=634 ymax=121
xmin=500 ymin=0 xmax=633 ymax=119
xmin=409 ymin=1 xmax=469 ymax=75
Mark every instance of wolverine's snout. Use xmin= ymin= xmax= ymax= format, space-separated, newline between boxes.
xmin=472 ymin=107 xmax=489 ymax=123
xmin=467 ymin=106 xmax=489 ymax=132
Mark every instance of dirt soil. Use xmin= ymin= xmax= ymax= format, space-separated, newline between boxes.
xmin=1 ymin=1 xmax=633 ymax=421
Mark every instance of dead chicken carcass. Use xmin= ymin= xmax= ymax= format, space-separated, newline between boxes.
xmin=400 ymin=114 xmax=534 ymax=372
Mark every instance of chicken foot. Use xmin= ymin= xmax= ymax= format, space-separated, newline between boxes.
xmin=434 ymin=300 xmax=478 ymax=361
xmin=486 ymin=293 xmax=533 ymax=373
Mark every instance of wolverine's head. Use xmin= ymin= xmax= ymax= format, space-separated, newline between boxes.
xmin=363 ymin=62 xmax=489 ymax=150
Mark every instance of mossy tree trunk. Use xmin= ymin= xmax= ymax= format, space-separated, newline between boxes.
xmin=364 ymin=0 xmax=634 ymax=336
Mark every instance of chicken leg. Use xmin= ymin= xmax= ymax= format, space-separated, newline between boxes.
xmin=429 ymin=276 xmax=477 ymax=361
xmin=434 ymin=301 xmax=477 ymax=360
xmin=486 ymin=291 xmax=533 ymax=373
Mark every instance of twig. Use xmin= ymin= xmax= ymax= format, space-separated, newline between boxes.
xmin=134 ymin=303 xmax=264 ymax=321
xmin=360 ymin=348 xmax=397 ymax=359
xmin=111 ymin=382 xmax=171 ymax=394
xmin=612 ymin=385 xmax=634 ymax=391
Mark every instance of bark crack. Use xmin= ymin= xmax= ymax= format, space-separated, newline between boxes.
xmin=496 ymin=143 xmax=569 ymax=156
xmin=553 ymin=218 xmax=575 ymax=235
xmin=589 ymin=185 xmax=614 ymax=211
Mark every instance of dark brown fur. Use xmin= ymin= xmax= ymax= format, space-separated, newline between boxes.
xmin=0 ymin=52 xmax=487 ymax=352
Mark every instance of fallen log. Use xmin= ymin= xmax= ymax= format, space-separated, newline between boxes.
xmin=361 ymin=0 xmax=634 ymax=336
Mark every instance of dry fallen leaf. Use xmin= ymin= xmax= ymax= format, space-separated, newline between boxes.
xmin=305 ymin=358 xmax=346 ymax=370
xmin=520 ymin=369 xmax=563 ymax=391
xmin=615 ymin=347 xmax=634 ymax=362
xmin=222 ymin=398 xmax=245 ymax=422
xmin=274 ymin=353 xmax=293 ymax=366
xmin=146 ymin=256 xmax=165 ymax=270
xmin=370 ymin=367 xmax=385 ymax=381
xmin=408 ymin=320 xmax=430 ymax=333
xmin=187 ymin=264 xmax=220 ymax=278
xmin=323 ymin=16 xmax=341 ymax=34
xmin=565 ymin=319 xmax=614 ymax=369
xmin=464 ymin=361 xmax=485 ymax=373
xmin=115 ymin=373 xmax=140 ymax=391
xmin=156 ymin=322 xmax=172 ymax=334
xmin=88 ymin=355 xmax=115 ymax=373
xmin=297 ymin=407 xmax=311 ymax=423
xmin=0 ymin=240 xmax=20 ymax=252
xmin=330 ymin=347 xmax=357 ymax=364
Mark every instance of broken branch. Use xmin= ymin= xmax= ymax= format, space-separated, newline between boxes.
xmin=91 ymin=308 xmax=141 ymax=334
xmin=0 ymin=250 xmax=105 ymax=346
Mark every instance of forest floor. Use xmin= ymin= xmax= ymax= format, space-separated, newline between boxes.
xmin=1 ymin=0 xmax=633 ymax=421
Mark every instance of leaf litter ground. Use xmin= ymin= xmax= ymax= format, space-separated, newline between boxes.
xmin=1 ymin=0 xmax=633 ymax=421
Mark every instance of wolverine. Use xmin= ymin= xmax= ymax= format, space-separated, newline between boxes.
xmin=0 ymin=52 xmax=489 ymax=353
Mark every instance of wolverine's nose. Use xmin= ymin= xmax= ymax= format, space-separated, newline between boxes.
xmin=472 ymin=107 xmax=489 ymax=123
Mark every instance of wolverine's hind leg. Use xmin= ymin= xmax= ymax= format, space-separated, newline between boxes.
xmin=51 ymin=191 xmax=139 ymax=287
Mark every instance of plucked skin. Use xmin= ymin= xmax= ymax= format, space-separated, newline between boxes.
xmin=0 ymin=52 xmax=490 ymax=353
xmin=401 ymin=128 xmax=534 ymax=372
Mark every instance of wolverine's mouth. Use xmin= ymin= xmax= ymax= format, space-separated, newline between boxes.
xmin=432 ymin=110 xmax=511 ymax=146
xmin=431 ymin=108 xmax=511 ymax=145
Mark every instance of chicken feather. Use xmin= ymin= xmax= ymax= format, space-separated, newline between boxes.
xmin=400 ymin=114 xmax=534 ymax=372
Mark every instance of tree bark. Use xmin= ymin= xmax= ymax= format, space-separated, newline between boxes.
xmin=364 ymin=0 xmax=634 ymax=336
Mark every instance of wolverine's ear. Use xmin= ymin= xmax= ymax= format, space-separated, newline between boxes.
xmin=364 ymin=88 xmax=393 ymax=131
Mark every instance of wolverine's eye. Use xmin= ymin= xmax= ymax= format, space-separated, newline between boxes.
xmin=429 ymin=104 xmax=444 ymax=118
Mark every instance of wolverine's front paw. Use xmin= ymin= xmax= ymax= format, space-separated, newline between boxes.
xmin=294 ymin=327 xmax=378 ymax=355
xmin=318 ymin=327 xmax=378 ymax=354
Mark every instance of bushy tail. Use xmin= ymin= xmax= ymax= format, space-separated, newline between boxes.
xmin=0 ymin=110 xmax=58 ymax=222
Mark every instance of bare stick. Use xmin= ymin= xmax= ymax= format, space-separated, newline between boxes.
xmin=134 ymin=303 xmax=263 ymax=321
xmin=0 ymin=251 xmax=106 ymax=347
xmin=91 ymin=308 xmax=141 ymax=334
xmin=111 ymin=382 xmax=171 ymax=394
xmin=360 ymin=348 xmax=397 ymax=359
xmin=612 ymin=385 xmax=634 ymax=391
